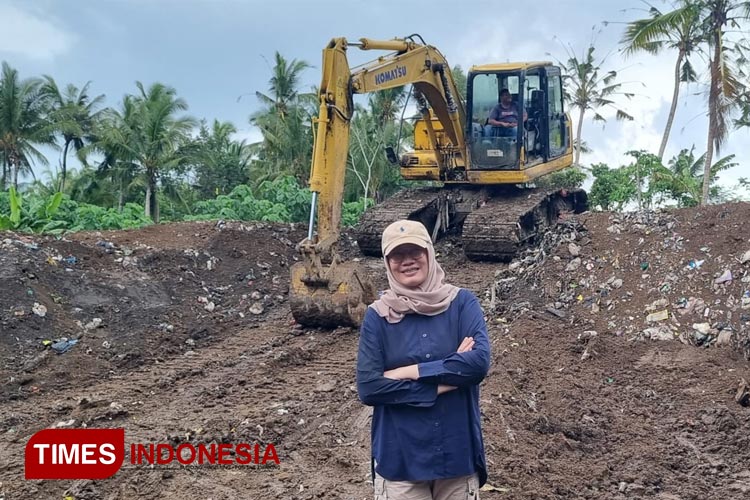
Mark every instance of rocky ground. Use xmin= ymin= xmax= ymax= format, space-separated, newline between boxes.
xmin=1 ymin=203 xmax=749 ymax=499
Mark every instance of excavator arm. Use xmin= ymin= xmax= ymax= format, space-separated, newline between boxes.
xmin=290 ymin=35 xmax=466 ymax=328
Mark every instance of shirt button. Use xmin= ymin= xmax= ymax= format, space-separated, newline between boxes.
xmin=426 ymin=353 xmax=431 ymax=359
xmin=422 ymin=333 xmax=427 ymax=338
xmin=434 ymin=422 xmax=439 ymax=427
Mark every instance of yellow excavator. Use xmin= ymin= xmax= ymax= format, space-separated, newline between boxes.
xmin=289 ymin=35 xmax=588 ymax=328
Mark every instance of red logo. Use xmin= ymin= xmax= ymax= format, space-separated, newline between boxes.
xmin=25 ymin=428 xmax=279 ymax=480
xmin=25 ymin=428 xmax=125 ymax=480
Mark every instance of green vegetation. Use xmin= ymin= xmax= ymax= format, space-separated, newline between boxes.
xmin=2 ymin=4 xmax=750 ymax=235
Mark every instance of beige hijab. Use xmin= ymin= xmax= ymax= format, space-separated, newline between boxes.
xmin=370 ymin=220 xmax=460 ymax=324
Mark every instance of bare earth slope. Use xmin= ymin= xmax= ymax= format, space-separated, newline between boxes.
xmin=1 ymin=204 xmax=749 ymax=499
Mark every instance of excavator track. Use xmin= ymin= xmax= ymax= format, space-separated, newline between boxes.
xmin=461 ymin=187 xmax=588 ymax=261
xmin=353 ymin=185 xmax=587 ymax=262
xmin=353 ymin=187 xmax=448 ymax=256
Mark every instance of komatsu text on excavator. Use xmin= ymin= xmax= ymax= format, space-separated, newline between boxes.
xmin=289 ymin=35 xmax=588 ymax=328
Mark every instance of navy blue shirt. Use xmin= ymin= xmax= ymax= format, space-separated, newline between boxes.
xmin=356 ymin=289 xmax=490 ymax=486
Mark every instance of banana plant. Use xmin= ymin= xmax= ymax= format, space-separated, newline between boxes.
xmin=0 ymin=187 xmax=65 ymax=233
xmin=0 ymin=186 xmax=22 ymax=229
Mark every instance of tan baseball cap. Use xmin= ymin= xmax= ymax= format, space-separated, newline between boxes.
xmin=381 ymin=220 xmax=432 ymax=257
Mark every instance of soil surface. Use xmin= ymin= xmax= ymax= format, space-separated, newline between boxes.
xmin=1 ymin=204 xmax=750 ymax=499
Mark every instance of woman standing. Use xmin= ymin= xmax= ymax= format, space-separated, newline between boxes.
xmin=357 ymin=220 xmax=491 ymax=500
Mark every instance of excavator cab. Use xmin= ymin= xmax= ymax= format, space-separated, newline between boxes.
xmin=467 ymin=64 xmax=570 ymax=172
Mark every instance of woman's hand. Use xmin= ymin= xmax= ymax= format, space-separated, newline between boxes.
xmin=382 ymin=337 xmax=474 ymax=380
xmin=437 ymin=384 xmax=457 ymax=395
xmin=383 ymin=364 xmax=419 ymax=381
xmin=457 ymin=337 xmax=474 ymax=353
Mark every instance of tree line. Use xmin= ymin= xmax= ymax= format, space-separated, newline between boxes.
xmin=2 ymin=0 xmax=750 ymax=234
xmin=560 ymin=0 xmax=750 ymax=207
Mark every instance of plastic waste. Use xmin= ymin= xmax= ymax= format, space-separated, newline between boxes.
xmin=646 ymin=309 xmax=669 ymax=322
xmin=51 ymin=338 xmax=78 ymax=354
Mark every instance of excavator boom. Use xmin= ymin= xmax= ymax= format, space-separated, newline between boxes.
xmin=290 ymin=36 xmax=469 ymax=328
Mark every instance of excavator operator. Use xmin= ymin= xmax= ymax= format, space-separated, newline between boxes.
xmin=486 ymin=88 xmax=527 ymax=138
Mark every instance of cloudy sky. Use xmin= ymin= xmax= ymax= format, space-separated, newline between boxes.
xmin=1 ymin=0 xmax=748 ymax=189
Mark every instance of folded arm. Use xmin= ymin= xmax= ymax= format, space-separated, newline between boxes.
xmin=384 ymin=294 xmax=491 ymax=387
xmin=357 ymin=311 xmax=451 ymax=407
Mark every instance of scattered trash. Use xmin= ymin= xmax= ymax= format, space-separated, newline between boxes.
xmin=480 ymin=484 xmax=510 ymax=493
xmin=611 ymin=278 xmax=623 ymax=289
xmin=578 ymin=331 xmax=598 ymax=361
xmin=64 ymin=255 xmax=78 ymax=265
xmin=249 ymin=302 xmax=264 ymax=315
xmin=646 ymin=298 xmax=668 ymax=311
xmin=642 ymin=326 xmax=674 ymax=341
xmin=565 ymin=258 xmax=581 ymax=272
xmin=714 ymin=269 xmax=732 ymax=284
xmin=692 ymin=323 xmax=711 ymax=335
xmin=545 ymin=307 xmax=567 ymax=319
xmin=204 ymin=302 xmax=216 ymax=312
xmin=687 ymin=259 xmax=705 ymax=270
xmin=646 ymin=309 xmax=669 ymax=322
xmin=85 ymin=318 xmax=103 ymax=330
xmin=568 ymin=243 xmax=581 ymax=257
xmin=32 ymin=303 xmax=47 ymax=318
xmin=640 ymin=262 xmax=649 ymax=271
xmin=678 ymin=297 xmax=705 ymax=316
xmin=51 ymin=338 xmax=78 ymax=354
xmin=716 ymin=330 xmax=732 ymax=345
xmin=741 ymin=250 xmax=750 ymax=264
xmin=96 ymin=240 xmax=116 ymax=253
xmin=102 ymin=341 xmax=111 ymax=349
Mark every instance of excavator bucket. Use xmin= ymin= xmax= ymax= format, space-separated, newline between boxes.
xmin=289 ymin=261 xmax=376 ymax=328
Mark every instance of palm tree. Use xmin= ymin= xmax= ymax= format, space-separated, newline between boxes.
xmin=86 ymin=102 xmax=140 ymax=211
xmin=41 ymin=77 xmax=105 ymax=191
xmin=0 ymin=62 xmax=56 ymax=190
xmin=558 ymin=44 xmax=635 ymax=165
xmin=188 ymin=119 xmax=252 ymax=197
xmin=698 ymin=0 xmax=750 ymax=205
xmin=250 ymin=52 xmax=315 ymax=182
xmin=91 ymin=83 xmax=195 ymax=221
xmin=255 ymin=52 xmax=313 ymax=117
xmin=621 ymin=1 xmax=703 ymax=159
xmin=368 ymin=87 xmax=407 ymax=127
xmin=653 ymin=146 xmax=737 ymax=205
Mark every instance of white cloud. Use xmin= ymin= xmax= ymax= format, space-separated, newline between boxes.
xmin=233 ymin=127 xmax=263 ymax=145
xmin=0 ymin=3 xmax=75 ymax=60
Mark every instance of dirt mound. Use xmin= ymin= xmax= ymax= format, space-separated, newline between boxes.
xmin=0 ymin=221 xmax=307 ymax=403
xmin=1 ymin=205 xmax=749 ymax=499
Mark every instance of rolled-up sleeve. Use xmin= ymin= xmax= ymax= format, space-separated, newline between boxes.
xmin=417 ymin=293 xmax=490 ymax=386
xmin=357 ymin=309 xmax=438 ymax=407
